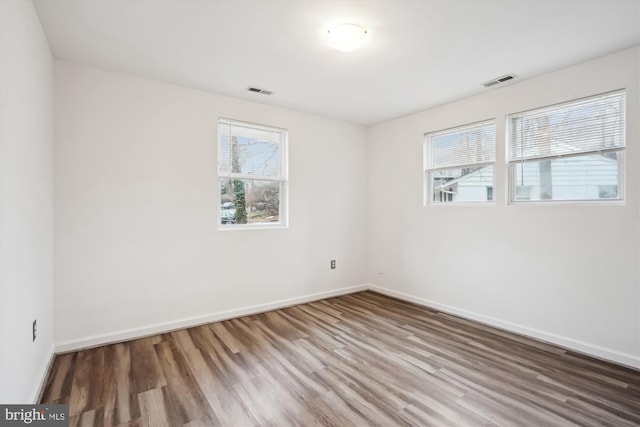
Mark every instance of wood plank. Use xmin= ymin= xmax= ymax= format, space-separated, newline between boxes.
xmin=41 ymin=352 xmax=76 ymax=403
xmin=154 ymin=341 xmax=214 ymax=424
xmin=138 ymin=387 xmax=173 ymax=427
xmin=210 ymin=321 xmax=245 ymax=354
xmin=130 ymin=337 xmax=167 ymax=394
xmin=109 ymin=343 xmax=140 ymax=425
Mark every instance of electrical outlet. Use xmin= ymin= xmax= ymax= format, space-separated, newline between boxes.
xmin=32 ymin=319 xmax=37 ymax=342
xmin=330 ymin=260 xmax=336 ymax=269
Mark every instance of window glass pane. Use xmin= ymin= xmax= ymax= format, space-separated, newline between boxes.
xmin=219 ymin=132 xmax=281 ymax=177
xmin=509 ymin=91 xmax=625 ymax=161
xmin=219 ymin=179 xmax=281 ymax=225
xmin=512 ymin=152 xmax=622 ymax=201
xmin=431 ymin=165 xmax=494 ymax=203
xmin=219 ymin=123 xmax=232 ymax=175
xmin=429 ymin=121 xmax=496 ymax=169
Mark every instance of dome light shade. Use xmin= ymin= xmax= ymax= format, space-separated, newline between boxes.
xmin=327 ymin=23 xmax=368 ymax=52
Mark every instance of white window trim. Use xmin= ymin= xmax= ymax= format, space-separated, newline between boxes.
xmin=217 ymin=117 xmax=289 ymax=229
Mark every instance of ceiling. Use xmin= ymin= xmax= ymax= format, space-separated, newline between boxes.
xmin=33 ymin=0 xmax=640 ymax=125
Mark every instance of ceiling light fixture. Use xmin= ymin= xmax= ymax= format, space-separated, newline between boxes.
xmin=327 ymin=23 xmax=368 ymax=52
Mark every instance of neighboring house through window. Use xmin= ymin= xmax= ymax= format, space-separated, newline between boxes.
xmin=424 ymin=120 xmax=496 ymax=204
xmin=217 ymin=118 xmax=288 ymax=228
xmin=507 ymin=90 xmax=625 ymax=203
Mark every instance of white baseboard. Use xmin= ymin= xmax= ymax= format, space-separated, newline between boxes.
xmin=30 ymin=344 xmax=55 ymax=404
xmin=368 ymin=284 xmax=640 ymax=370
xmin=55 ymin=284 xmax=368 ymax=353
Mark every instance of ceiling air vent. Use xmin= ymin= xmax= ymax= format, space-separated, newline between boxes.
xmin=247 ymin=86 xmax=273 ymax=95
xmin=483 ymin=74 xmax=516 ymax=88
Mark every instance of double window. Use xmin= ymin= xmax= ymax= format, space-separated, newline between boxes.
xmin=424 ymin=120 xmax=496 ymax=204
xmin=217 ymin=118 xmax=288 ymax=228
xmin=508 ymin=91 xmax=625 ymax=202
xmin=424 ymin=90 xmax=626 ymax=205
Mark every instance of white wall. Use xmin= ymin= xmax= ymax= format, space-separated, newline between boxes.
xmin=54 ymin=61 xmax=368 ymax=348
xmin=367 ymin=47 xmax=640 ymax=368
xmin=0 ymin=0 xmax=55 ymax=403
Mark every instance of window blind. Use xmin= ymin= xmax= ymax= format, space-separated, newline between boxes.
xmin=426 ymin=120 xmax=496 ymax=170
xmin=508 ymin=91 xmax=625 ymax=162
xmin=218 ymin=118 xmax=285 ymax=179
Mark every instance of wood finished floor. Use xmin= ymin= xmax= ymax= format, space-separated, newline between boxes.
xmin=41 ymin=291 xmax=640 ymax=426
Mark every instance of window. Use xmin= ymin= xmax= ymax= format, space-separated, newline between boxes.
xmin=217 ymin=118 xmax=287 ymax=228
xmin=508 ymin=91 xmax=625 ymax=203
xmin=486 ymin=186 xmax=494 ymax=201
xmin=424 ymin=120 xmax=496 ymax=204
